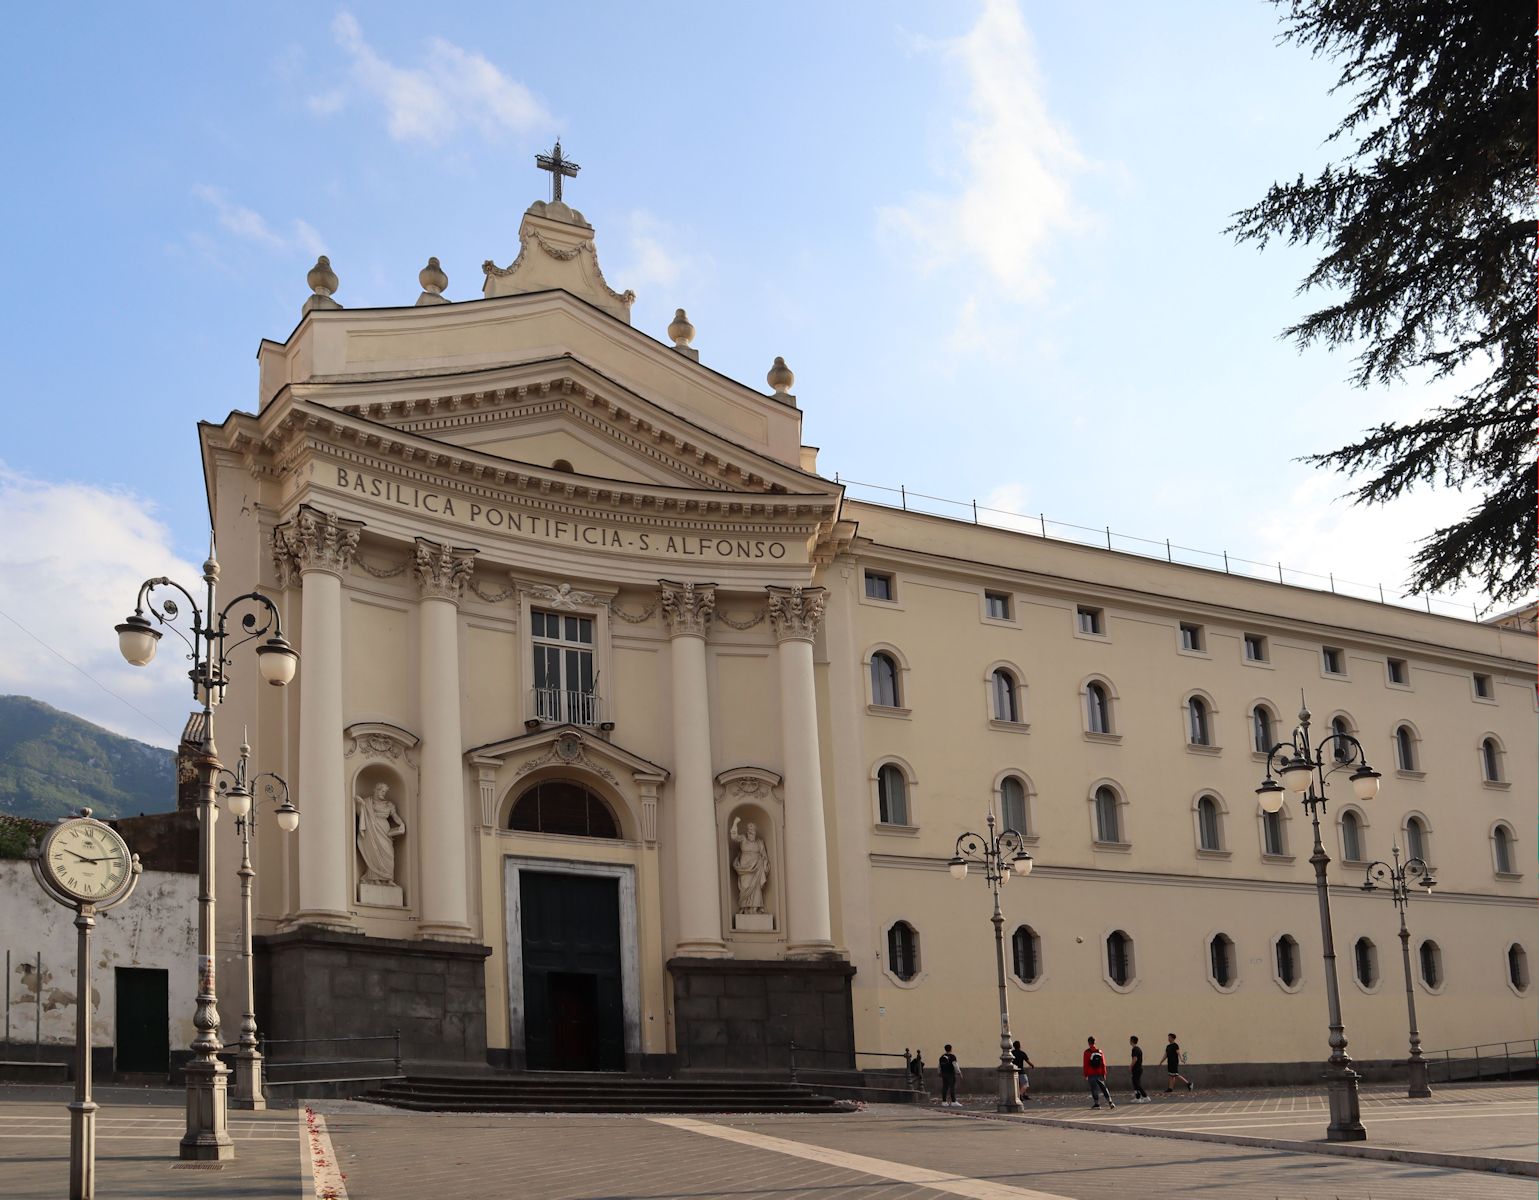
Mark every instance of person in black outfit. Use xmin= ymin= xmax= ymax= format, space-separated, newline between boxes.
xmin=1129 ymin=1035 xmax=1149 ymax=1101
xmin=1011 ymin=1040 xmax=1035 ymax=1101
xmin=938 ymin=1044 xmax=961 ymax=1106
xmin=1165 ymin=1033 xmax=1194 ymax=1091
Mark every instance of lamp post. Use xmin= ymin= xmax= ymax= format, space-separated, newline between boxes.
xmin=1256 ymin=699 xmax=1381 ymax=1142
xmin=948 ymin=810 xmax=1034 ymax=1113
xmin=114 ymin=543 xmax=299 ymax=1161
xmin=214 ymin=735 xmax=300 ymax=1111
xmin=1362 ymin=844 xmax=1436 ymax=1099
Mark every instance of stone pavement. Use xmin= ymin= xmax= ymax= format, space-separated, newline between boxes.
xmin=1 ymin=1081 xmax=1533 ymax=1199
xmin=0 ymin=1084 xmax=301 ymax=1199
xmin=959 ymin=1079 xmax=1537 ymax=1174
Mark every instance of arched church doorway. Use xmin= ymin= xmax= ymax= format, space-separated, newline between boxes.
xmin=509 ymin=780 xmax=626 ymax=1071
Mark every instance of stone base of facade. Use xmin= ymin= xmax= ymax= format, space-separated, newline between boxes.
xmin=254 ymin=927 xmax=492 ymax=1064
xmin=668 ymin=956 xmax=855 ymax=1071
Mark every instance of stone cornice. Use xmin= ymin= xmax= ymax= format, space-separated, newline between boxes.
xmin=659 ymin=579 xmax=716 ymax=638
xmin=271 ymin=503 xmax=363 ymax=585
xmin=766 ymin=585 xmax=827 ymax=643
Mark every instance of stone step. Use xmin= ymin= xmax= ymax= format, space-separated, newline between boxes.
xmin=357 ymin=1073 xmax=847 ymax=1114
xmin=365 ymin=1096 xmax=847 ymax=1115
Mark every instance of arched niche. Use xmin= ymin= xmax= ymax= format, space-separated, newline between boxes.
xmin=715 ymin=768 xmax=784 ymax=938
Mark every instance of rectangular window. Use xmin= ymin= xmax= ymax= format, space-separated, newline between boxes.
xmin=1243 ymin=633 xmax=1268 ymax=662
xmin=1263 ymin=810 xmax=1285 ymax=856
xmin=984 ymin=590 xmax=1012 ymax=620
xmin=531 ymin=609 xmax=597 ymax=725
xmin=1179 ymin=622 xmax=1204 ymax=652
xmin=864 ymin=571 xmax=894 ymax=601
xmin=1473 ymin=672 xmax=1494 ymax=699
xmin=1387 ymin=657 xmax=1409 ymax=685
xmin=1076 ymin=605 xmax=1104 ymax=635
xmin=1322 ymin=646 xmax=1345 ymax=675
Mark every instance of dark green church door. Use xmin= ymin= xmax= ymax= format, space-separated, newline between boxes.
xmin=520 ymin=872 xmax=624 ymax=1071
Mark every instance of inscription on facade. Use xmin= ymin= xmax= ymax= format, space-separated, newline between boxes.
xmin=328 ymin=468 xmax=791 ymax=560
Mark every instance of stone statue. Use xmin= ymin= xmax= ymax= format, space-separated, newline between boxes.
xmin=730 ymin=816 xmax=769 ymax=914
xmin=355 ymin=782 xmax=406 ymax=889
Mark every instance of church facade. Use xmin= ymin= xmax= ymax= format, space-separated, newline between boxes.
xmin=203 ymin=182 xmax=1536 ymax=1080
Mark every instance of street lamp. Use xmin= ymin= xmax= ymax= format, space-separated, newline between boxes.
xmin=948 ymin=810 xmax=1034 ymax=1113
xmin=1256 ymin=698 xmax=1380 ymax=1142
xmin=1361 ymin=844 xmax=1436 ymax=1099
xmin=114 ymin=543 xmax=299 ymax=1161
xmin=214 ymin=735 xmax=299 ymax=1111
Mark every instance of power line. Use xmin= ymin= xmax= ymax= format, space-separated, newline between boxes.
xmin=0 ymin=603 xmax=180 ymax=742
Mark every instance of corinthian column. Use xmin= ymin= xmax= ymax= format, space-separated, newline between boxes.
xmin=767 ymin=586 xmax=836 ymax=956
xmin=273 ymin=505 xmax=362 ymax=927
xmin=414 ymin=537 xmax=477 ymax=939
xmin=660 ymin=580 xmax=727 ymax=957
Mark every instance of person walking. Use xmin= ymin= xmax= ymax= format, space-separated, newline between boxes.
xmin=1164 ymin=1033 xmax=1194 ymax=1092
xmin=1082 ymin=1036 xmax=1115 ymax=1109
xmin=1011 ymin=1040 xmax=1036 ymax=1102
xmin=1129 ymin=1035 xmax=1150 ymax=1102
xmin=938 ymin=1044 xmax=962 ymax=1106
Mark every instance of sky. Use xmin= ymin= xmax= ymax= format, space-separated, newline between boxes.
xmin=0 ymin=1 xmax=1506 ymax=748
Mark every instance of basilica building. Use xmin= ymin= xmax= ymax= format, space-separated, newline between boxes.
xmin=204 ymin=169 xmax=1536 ymax=1081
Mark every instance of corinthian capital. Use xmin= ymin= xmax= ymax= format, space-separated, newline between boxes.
xmin=271 ymin=504 xmax=364 ymax=585
xmin=413 ymin=538 xmax=478 ymax=602
xmin=766 ymin=585 xmax=827 ymax=643
xmin=659 ymin=579 xmax=716 ymax=638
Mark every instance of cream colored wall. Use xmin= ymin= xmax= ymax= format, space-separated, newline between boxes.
xmin=834 ymin=516 xmax=1536 ymax=1070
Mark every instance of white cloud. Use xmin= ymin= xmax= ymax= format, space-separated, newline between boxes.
xmin=322 ymin=11 xmax=550 ymax=144
xmin=193 ymin=185 xmax=326 ymax=257
xmin=877 ymin=0 xmax=1088 ymax=311
xmin=977 ymin=482 xmax=1041 ymax=534
xmin=0 ymin=467 xmax=202 ymax=748
xmin=1251 ymin=474 xmax=1495 ymax=616
xmin=621 ymin=211 xmax=686 ymax=291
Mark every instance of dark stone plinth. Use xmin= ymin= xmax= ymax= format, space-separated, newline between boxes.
xmin=668 ymin=957 xmax=855 ymax=1072
xmin=255 ymin=928 xmax=491 ymax=1065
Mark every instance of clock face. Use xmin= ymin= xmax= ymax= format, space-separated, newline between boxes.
xmin=42 ymin=820 xmax=132 ymax=903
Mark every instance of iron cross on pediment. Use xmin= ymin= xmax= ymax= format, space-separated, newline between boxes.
xmin=535 ymin=139 xmax=580 ymax=202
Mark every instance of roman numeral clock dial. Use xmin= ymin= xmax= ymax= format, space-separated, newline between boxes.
xmin=36 ymin=815 xmax=137 ymax=906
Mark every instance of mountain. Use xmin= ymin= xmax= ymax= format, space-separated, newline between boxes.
xmin=0 ymin=695 xmax=175 ymax=821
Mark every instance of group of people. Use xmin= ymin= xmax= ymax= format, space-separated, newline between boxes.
xmin=1085 ymin=1034 xmax=1193 ymax=1109
xmin=910 ymin=1035 xmax=1194 ymax=1109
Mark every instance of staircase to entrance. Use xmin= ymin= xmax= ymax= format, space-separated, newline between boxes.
xmin=358 ymin=1072 xmax=850 ymax=1114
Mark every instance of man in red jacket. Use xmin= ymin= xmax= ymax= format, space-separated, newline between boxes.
xmin=1083 ymin=1036 xmax=1115 ymax=1109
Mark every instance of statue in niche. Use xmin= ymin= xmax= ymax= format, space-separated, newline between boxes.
xmin=730 ymin=816 xmax=770 ymax=914
xmin=355 ymin=782 xmax=406 ymax=893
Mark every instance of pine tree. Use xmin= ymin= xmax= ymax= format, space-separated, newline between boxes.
xmin=1230 ymin=0 xmax=1535 ymax=602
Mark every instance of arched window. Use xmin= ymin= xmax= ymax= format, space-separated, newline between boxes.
xmin=1482 ymin=737 xmax=1504 ymax=782
xmin=1011 ymin=925 xmax=1041 ymax=984
xmin=1000 ymin=776 xmax=1029 ymax=835
xmin=1262 ymin=808 xmax=1287 ymax=856
xmin=1106 ymin=930 xmax=1134 ymax=987
xmin=1188 ymin=697 xmax=1211 ymax=746
xmin=876 ymin=764 xmax=909 ymax=826
xmin=1331 ymin=716 xmax=1353 ymax=763
xmin=1086 ymin=682 xmax=1112 ymax=734
xmin=870 ymin=653 xmax=901 ymax=708
xmin=1340 ymin=810 xmax=1364 ymax=862
xmin=1275 ymin=935 xmax=1299 ymax=987
xmin=887 ymin=922 xmax=919 ymax=981
xmin=1354 ymin=937 xmax=1378 ymax=987
xmin=1394 ymin=725 xmax=1418 ymax=771
xmin=1252 ymin=705 xmax=1275 ymax=754
xmin=1209 ymin=933 xmax=1235 ymax=987
xmin=551 ymin=458 xmax=575 ymax=473
xmin=1508 ymin=944 xmax=1530 ymax=992
xmin=1404 ymin=816 xmax=1427 ymax=863
xmin=508 ymin=780 xmax=619 ymax=838
xmin=1196 ymin=795 xmax=1223 ymax=851
xmin=1493 ymin=824 xmax=1515 ymax=874
xmin=1418 ymin=940 xmax=1442 ymax=988
xmin=991 ymin=668 xmax=1019 ymax=722
xmin=1094 ymin=786 xmax=1122 ymax=844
